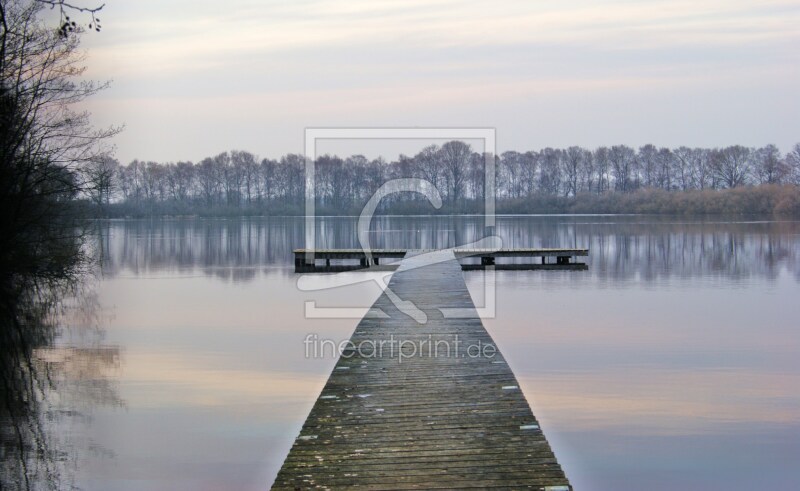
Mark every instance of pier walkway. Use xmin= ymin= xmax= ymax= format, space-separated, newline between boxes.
xmin=273 ymin=250 xmax=572 ymax=490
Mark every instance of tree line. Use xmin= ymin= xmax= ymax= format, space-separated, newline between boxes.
xmin=88 ymin=141 xmax=800 ymax=216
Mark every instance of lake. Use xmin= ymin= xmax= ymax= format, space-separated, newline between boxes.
xmin=53 ymin=216 xmax=800 ymax=490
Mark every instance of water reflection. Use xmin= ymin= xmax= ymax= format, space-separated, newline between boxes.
xmin=31 ymin=216 xmax=800 ymax=490
xmin=1 ymin=250 xmax=121 ymax=490
xmin=96 ymin=217 xmax=800 ymax=283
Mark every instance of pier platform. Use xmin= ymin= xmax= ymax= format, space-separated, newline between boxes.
xmin=294 ymin=248 xmax=588 ymax=273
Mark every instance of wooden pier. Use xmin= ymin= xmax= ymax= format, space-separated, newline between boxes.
xmin=294 ymin=248 xmax=588 ymax=273
xmin=274 ymin=250 xmax=572 ymax=490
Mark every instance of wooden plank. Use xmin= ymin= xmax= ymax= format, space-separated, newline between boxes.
xmin=294 ymin=263 xmax=587 ymax=273
xmin=293 ymin=248 xmax=588 ymax=258
xmin=273 ymin=250 xmax=571 ymax=490
xmin=294 ymin=264 xmax=400 ymax=273
xmin=461 ymin=264 xmax=588 ymax=271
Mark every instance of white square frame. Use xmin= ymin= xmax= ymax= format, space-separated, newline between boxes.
xmin=302 ymin=127 xmax=497 ymax=319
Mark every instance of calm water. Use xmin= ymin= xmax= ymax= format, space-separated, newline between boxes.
xmin=54 ymin=216 xmax=800 ymax=490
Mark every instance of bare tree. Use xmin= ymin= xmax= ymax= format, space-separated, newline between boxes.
xmin=538 ymin=148 xmax=562 ymax=195
xmin=563 ymin=146 xmax=585 ymax=197
xmin=231 ymin=150 xmax=258 ymax=205
xmin=594 ymin=147 xmax=610 ymax=193
xmin=413 ymin=145 xmax=441 ymax=191
xmin=519 ymin=151 xmax=537 ymax=197
xmin=440 ymin=141 xmax=471 ymax=204
xmin=467 ymin=151 xmax=486 ymax=202
xmin=1 ymin=0 xmax=117 ymax=263
xmin=753 ymin=144 xmax=788 ymax=185
xmin=168 ymin=161 xmax=195 ymax=201
xmin=609 ymin=145 xmax=636 ymax=192
xmin=638 ymin=144 xmax=658 ymax=188
xmin=196 ymin=157 xmax=220 ymax=206
xmin=786 ymin=143 xmax=800 ymax=186
xmin=259 ymin=158 xmax=276 ymax=203
xmin=84 ymin=156 xmax=118 ymax=206
xmin=500 ymin=151 xmax=522 ymax=198
xmin=365 ymin=157 xmax=386 ymax=200
xmin=655 ymin=147 xmax=674 ymax=190
xmin=143 ymin=161 xmax=167 ymax=203
xmin=279 ymin=154 xmax=304 ymax=205
xmin=712 ymin=146 xmax=752 ymax=188
xmin=690 ymin=148 xmax=713 ymax=190
xmin=672 ymin=147 xmax=694 ymax=191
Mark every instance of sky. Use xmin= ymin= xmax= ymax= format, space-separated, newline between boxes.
xmin=71 ymin=0 xmax=800 ymax=163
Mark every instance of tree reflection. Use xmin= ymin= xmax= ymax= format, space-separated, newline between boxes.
xmin=96 ymin=217 xmax=800 ymax=283
xmin=1 ymin=242 xmax=121 ymax=490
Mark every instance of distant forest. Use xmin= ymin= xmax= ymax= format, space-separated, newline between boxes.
xmin=85 ymin=142 xmax=800 ymax=216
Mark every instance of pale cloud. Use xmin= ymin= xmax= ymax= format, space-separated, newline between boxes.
xmin=91 ymin=0 xmax=800 ymax=73
xmin=75 ymin=0 xmax=800 ymax=162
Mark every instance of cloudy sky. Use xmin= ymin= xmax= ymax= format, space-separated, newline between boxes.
xmin=75 ymin=0 xmax=800 ymax=163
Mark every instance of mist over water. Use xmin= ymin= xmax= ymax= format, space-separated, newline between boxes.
xmin=24 ymin=216 xmax=799 ymax=490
